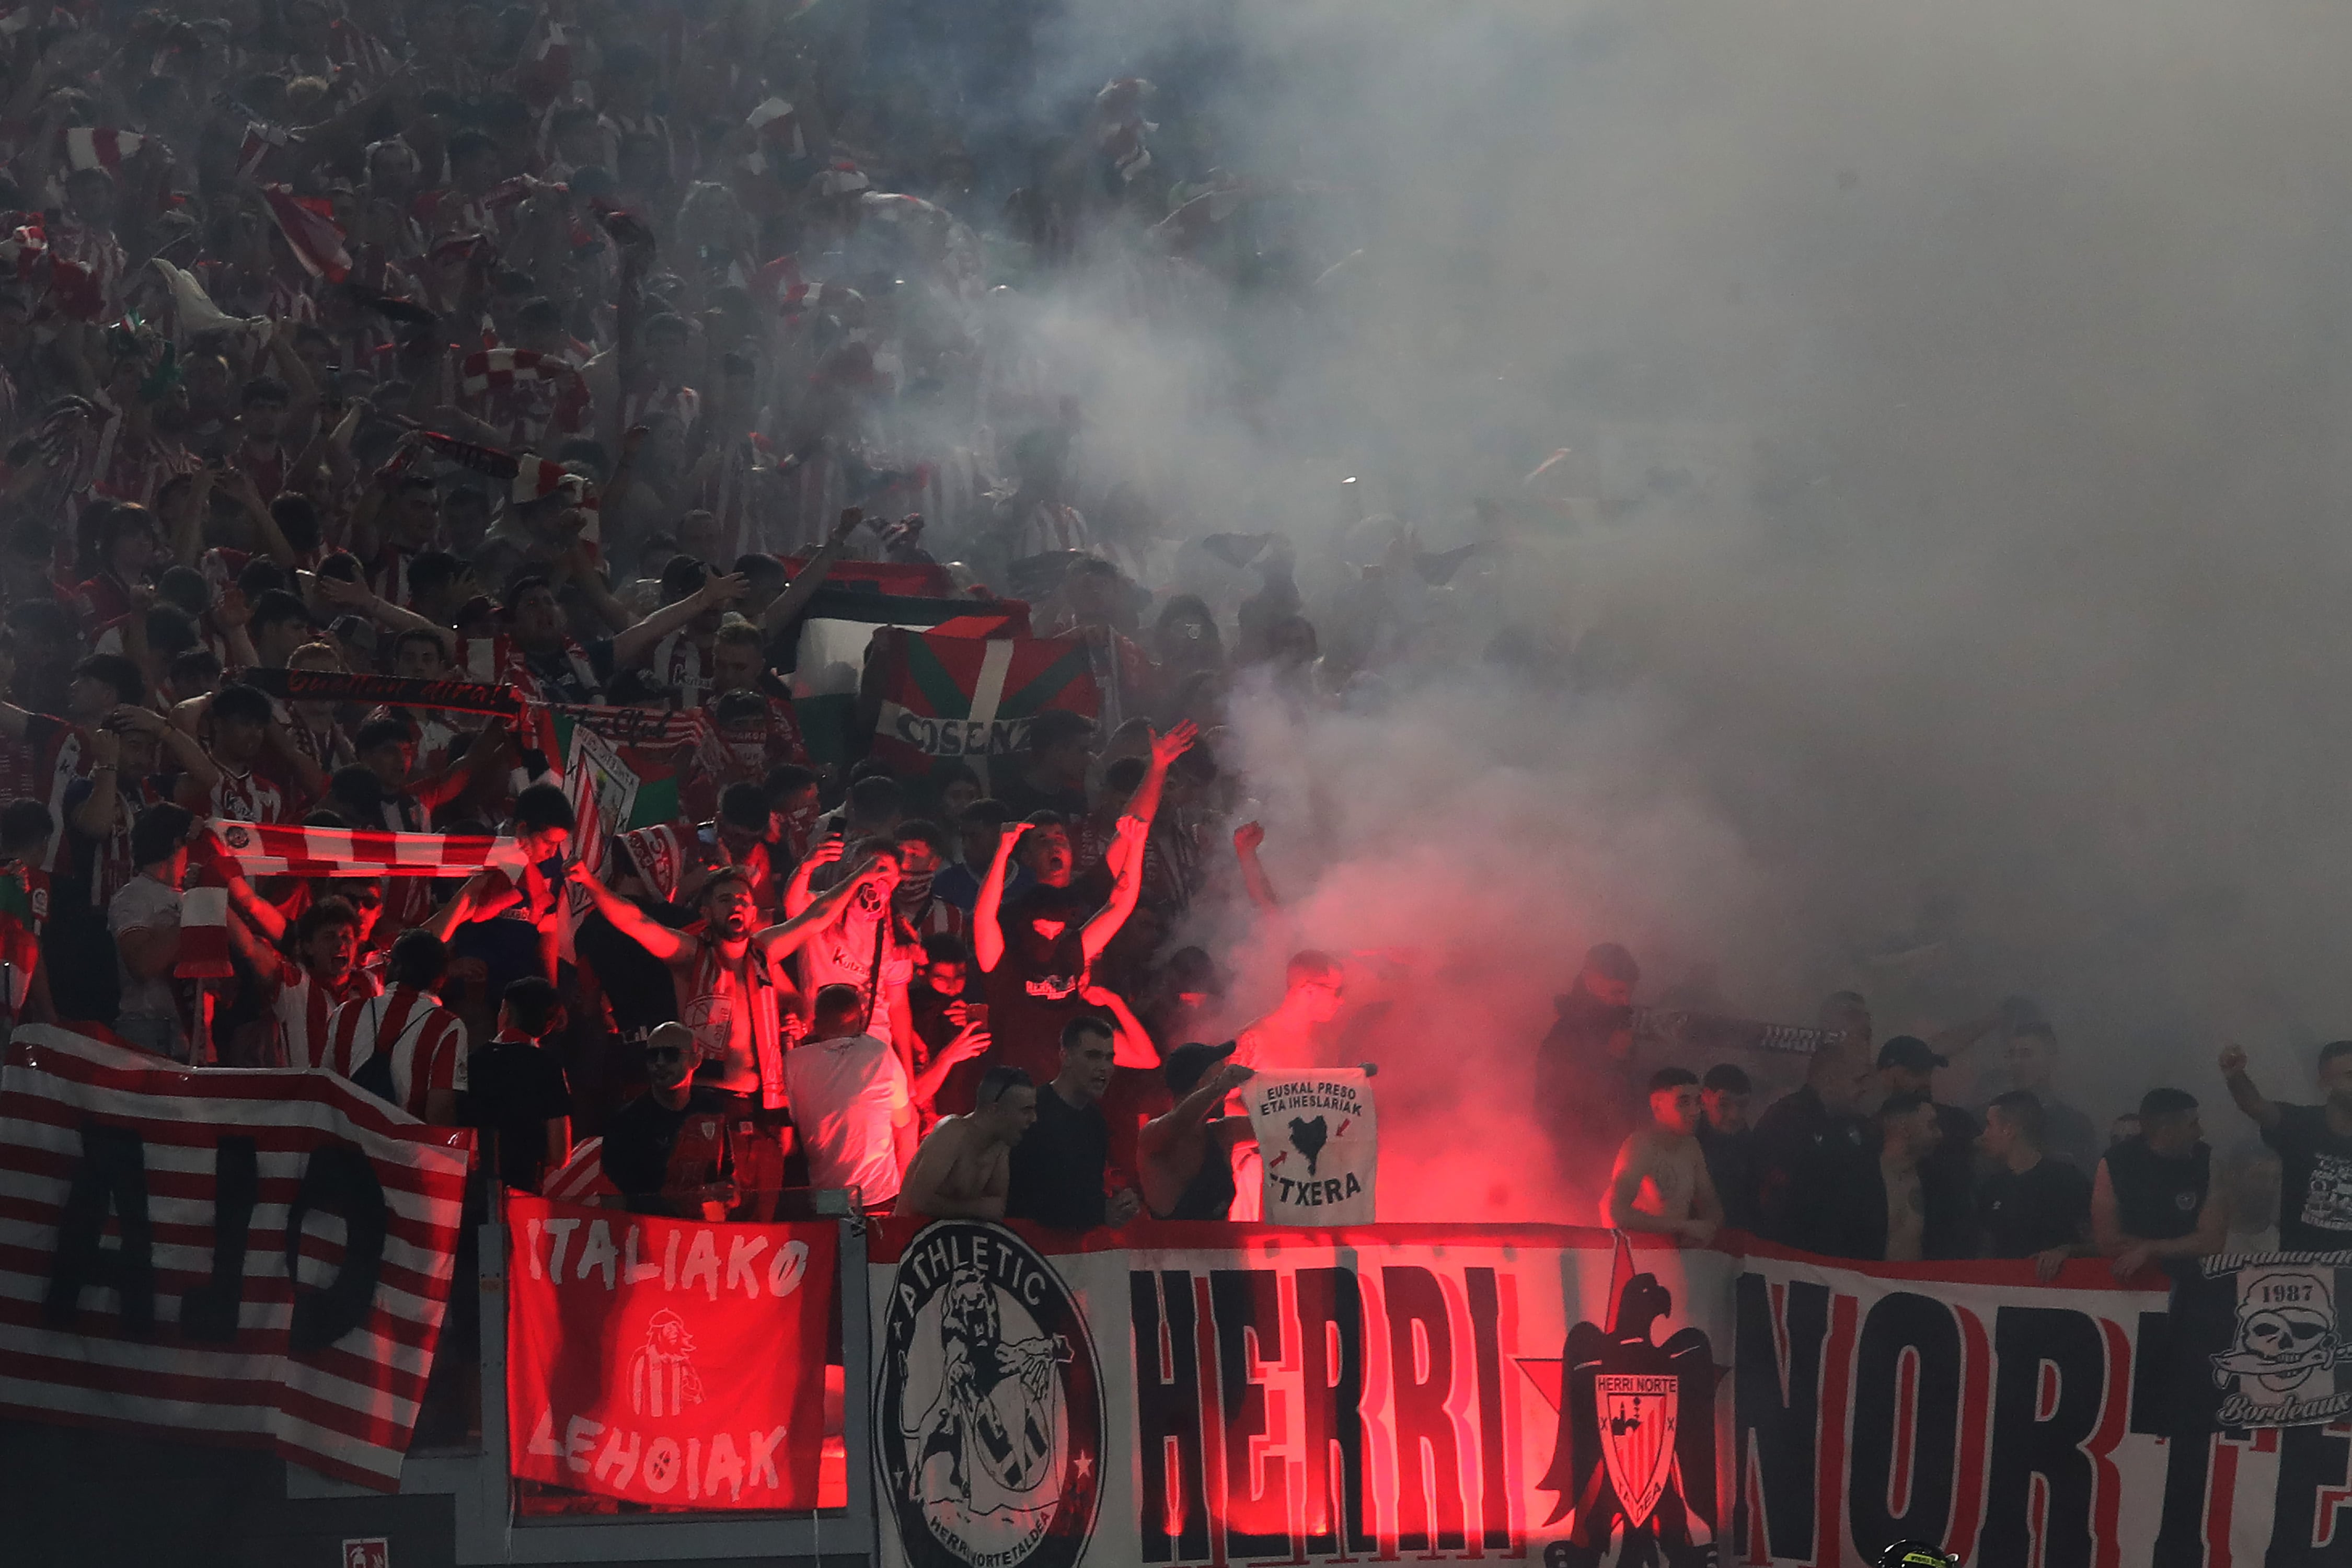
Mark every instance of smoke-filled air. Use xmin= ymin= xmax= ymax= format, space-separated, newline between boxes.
xmin=980 ymin=0 xmax=2352 ymax=1217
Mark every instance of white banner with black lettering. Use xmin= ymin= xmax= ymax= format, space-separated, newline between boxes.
xmin=1244 ymin=1069 xmax=1376 ymax=1224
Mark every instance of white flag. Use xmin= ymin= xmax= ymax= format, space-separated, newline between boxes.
xmin=1244 ymin=1068 xmax=1377 ymax=1224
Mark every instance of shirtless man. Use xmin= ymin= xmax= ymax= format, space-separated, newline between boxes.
xmin=1602 ymin=1066 xmax=1724 ymax=1246
xmin=896 ymin=1066 xmax=1039 ymax=1220
xmin=1233 ymin=950 xmax=1345 ymax=1071
xmin=1138 ymin=1042 xmax=1256 ymax=1219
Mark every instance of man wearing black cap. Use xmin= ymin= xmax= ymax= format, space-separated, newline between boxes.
xmin=1877 ymin=1035 xmax=1981 ymax=1259
xmin=1138 ymin=1042 xmax=1258 ymax=1219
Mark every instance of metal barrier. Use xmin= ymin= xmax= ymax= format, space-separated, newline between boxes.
xmin=287 ymin=1208 xmax=881 ymax=1566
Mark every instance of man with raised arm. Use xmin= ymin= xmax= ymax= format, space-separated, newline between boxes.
xmin=974 ymin=722 xmax=1193 ymax=1082
xmin=566 ymin=851 xmax=884 ymax=1189
xmin=2219 ymin=1040 xmax=2352 ymax=1254
xmin=895 ymin=1066 xmax=1040 ymax=1220
xmin=1138 ymin=1043 xmax=1258 ymax=1219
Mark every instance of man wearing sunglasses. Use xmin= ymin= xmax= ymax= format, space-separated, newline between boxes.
xmin=603 ymin=1022 xmax=741 ymax=1218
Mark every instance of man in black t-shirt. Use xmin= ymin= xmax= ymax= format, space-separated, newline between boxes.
xmin=2093 ymin=1086 xmax=2226 ymax=1280
xmin=1006 ymin=1017 xmax=1140 ymax=1231
xmin=1534 ymin=942 xmax=1644 ymax=1206
xmin=1976 ymin=1090 xmax=2090 ymax=1279
xmin=602 ymin=1024 xmax=742 ymax=1217
xmin=2220 ymin=1039 xmax=2352 ymax=1253
xmin=466 ymin=976 xmax=573 ymax=1193
xmin=1754 ymin=1044 xmax=1877 ymax=1255
xmin=1697 ymin=1063 xmax=1761 ymax=1232
xmin=1876 ymin=1035 xmax=1981 ymax=1259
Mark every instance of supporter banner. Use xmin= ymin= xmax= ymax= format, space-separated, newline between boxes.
xmin=505 ymin=1194 xmax=835 ymax=1509
xmin=1242 ymin=1069 xmax=1376 ymax=1224
xmin=2170 ymin=1249 xmax=2352 ymax=1428
xmin=0 ymin=1024 xmax=471 ymax=1489
xmin=870 ymin=1223 xmax=2347 ymax=1568
xmin=791 ymin=588 xmax=1028 ymax=766
xmin=228 ymin=665 xmax=521 ymax=719
xmin=546 ymin=709 xmax=702 ymax=830
xmin=869 ymin=630 xmax=1100 ymax=793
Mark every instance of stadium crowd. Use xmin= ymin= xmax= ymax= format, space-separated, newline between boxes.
xmin=0 ymin=0 xmax=2343 ymax=1292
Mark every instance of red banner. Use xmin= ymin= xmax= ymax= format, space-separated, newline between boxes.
xmin=505 ymin=1194 xmax=835 ymax=1509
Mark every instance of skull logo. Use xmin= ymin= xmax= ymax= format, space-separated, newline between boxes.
xmin=2210 ymin=1270 xmax=2341 ymax=1406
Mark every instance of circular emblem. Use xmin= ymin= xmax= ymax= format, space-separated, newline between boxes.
xmin=223 ymin=825 xmax=252 ymax=849
xmin=874 ymin=1221 xmax=1103 ymax=1568
xmin=2177 ymin=1190 xmax=2198 ymax=1212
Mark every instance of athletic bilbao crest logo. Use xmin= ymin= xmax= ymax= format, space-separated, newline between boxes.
xmin=1537 ymin=1234 xmax=1721 ymax=1566
xmin=876 ymin=1223 xmax=1103 ymax=1568
xmin=1595 ymin=1373 xmax=1678 ymax=1526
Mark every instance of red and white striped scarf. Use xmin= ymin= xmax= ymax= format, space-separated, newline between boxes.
xmin=203 ymin=817 xmax=528 ymax=879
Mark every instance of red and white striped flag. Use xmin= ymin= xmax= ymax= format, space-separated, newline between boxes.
xmin=0 ymin=1023 xmax=472 ymax=1488
xmin=511 ymin=453 xmax=598 ymax=555
xmin=459 ymin=347 xmax=579 ymax=398
xmin=259 ymin=183 xmax=351 ymax=282
xmin=203 ymin=818 xmax=528 ymax=879
xmin=540 ymin=1134 xmax=616 ymax=1201
xmin=755 ymin=252 xmax=811 ymax=315
xmin=63 ymin=127 xmax=142 ymax=172
xmin=0 ymin=217 xmax=46 ymax=280
xmin=175 ymin=881 xmax=233 ymax=978
xmin=236 ymin=120 xmax=287 ymax=179
xmin=556 ymin=724 xmax=602 ymax=963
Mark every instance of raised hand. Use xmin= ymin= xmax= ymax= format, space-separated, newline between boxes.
xmin=1232 ymin=820 xmax=1265 ymax=855
xmin=1149 ymin=720 xmax=1198 ymax=769
xmin=2218 ymin=1043 xmax=2249 ymax=1078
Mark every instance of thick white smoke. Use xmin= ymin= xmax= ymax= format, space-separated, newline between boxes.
xmin=1015 ymin=0 xmax=2352 ymax=1212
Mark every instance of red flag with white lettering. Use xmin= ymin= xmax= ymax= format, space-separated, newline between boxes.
xmin=504 ymin=1193 xmax=835 ymax=1508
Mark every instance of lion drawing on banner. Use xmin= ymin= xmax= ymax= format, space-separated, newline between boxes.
xmin=2210 ymin=1268 xmax=2344 ymax=1416
xmin=630 ymin=1308 xmax=706 ymax=1419
xmin=900 ymin=1262 xmax=1071 ymax=1552
xmin=1538 ymin=1237 xmax=1721 ymax=1568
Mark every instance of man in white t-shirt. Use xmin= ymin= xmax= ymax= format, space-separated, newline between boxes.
xmin=109 ymin=802 xmax=196 ymax=1061
xmin=784 ymin=983 xmax=916 ymax=1210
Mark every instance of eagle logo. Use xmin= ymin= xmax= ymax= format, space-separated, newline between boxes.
xmin=1534 ymin=1233 xmax=1722 ymax=1568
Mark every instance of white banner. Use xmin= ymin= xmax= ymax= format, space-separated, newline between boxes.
xmin=1244 ymin=1069 xmax=1376 ymax=1224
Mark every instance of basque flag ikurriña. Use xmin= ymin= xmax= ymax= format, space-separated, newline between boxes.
xmin=870 ymin=630 xmax=1099 ymax=793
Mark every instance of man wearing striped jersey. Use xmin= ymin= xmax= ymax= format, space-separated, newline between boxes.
xmin=223 ymin=891 xmax=380 ymax=1069
xmin=321 ymin=928 xmax=467 ymax=1124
